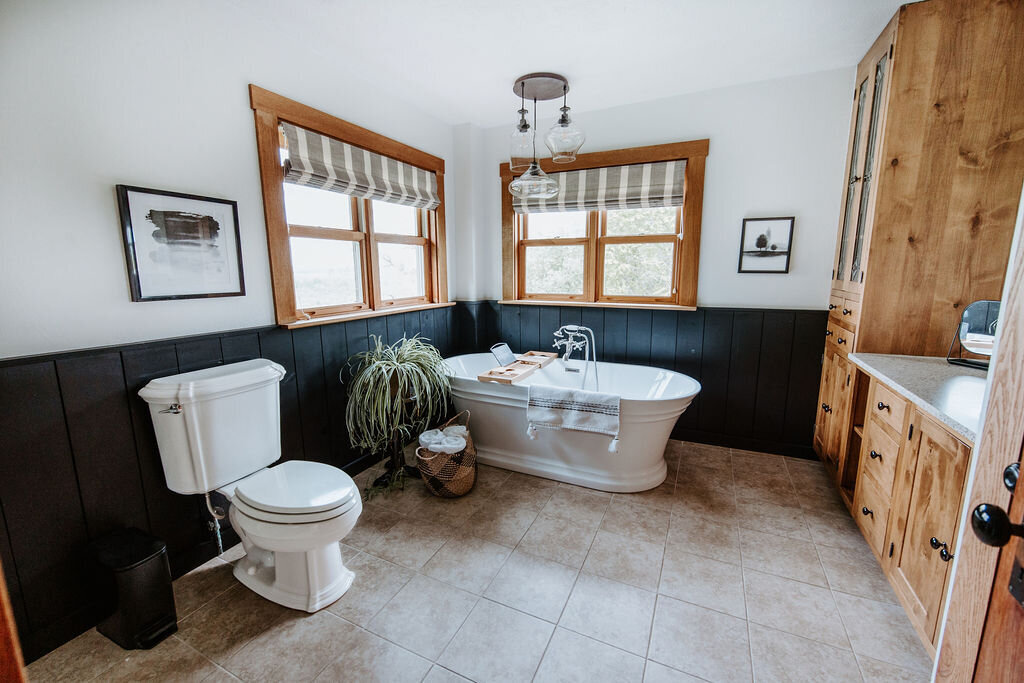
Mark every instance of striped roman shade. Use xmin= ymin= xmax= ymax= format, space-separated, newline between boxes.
xmin=513 ymin=159 xmax=686 ymax=214
xmin=282 ymin=122 xmax=440 ymax=210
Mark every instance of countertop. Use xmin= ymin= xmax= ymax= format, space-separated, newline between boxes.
xmin=848 ymin=353 xmax=988 ymax=445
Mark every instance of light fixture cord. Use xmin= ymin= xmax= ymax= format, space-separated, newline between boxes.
xmin=532 ymin=97 xmax=538 ymax=161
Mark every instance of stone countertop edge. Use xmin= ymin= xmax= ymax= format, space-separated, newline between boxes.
xmin=848 ymin=353 xmax=988 ymax=445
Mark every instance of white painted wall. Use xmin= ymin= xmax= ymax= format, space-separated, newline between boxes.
xmin=1 ymin=0 xmax=852 ymax=359
xmin=0 ymin=0 xmax=457 ymax=358
xmin=461 ymin=68 xmax=854 ymax=307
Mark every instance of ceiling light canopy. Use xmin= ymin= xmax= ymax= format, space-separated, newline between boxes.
xmin=508 ymin=72 xmax=584 ymax=199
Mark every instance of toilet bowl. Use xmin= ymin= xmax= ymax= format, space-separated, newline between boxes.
xmin=220 ymin=460 xmax=362 ymax=612
xmin=138 ymin=359 xmax=363 ymax=612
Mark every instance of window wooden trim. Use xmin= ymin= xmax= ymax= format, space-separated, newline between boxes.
xmin=250 ymin=84 xmax=448 ymax=325
xmin=499 ymin=139 xmax=708 ymax=307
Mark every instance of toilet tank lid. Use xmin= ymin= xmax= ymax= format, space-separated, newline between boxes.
xmin=138 ymin=358 xmax=286 ymax=404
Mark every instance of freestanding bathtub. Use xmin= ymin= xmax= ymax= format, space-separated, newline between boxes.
xmin=446 ymin=353 xmax=701 ymax=492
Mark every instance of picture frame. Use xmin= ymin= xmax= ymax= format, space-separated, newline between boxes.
xmin=737 ymin=216 xmax=795 ymax=274
xmin=116 ymin=185 xmax=245 ymax=301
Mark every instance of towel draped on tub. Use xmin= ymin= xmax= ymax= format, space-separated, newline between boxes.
xmin=526 ymin=384 xmax=622 ymax=452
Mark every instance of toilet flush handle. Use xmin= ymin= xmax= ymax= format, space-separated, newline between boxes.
xmin=159 ymin=403 xmax=183 ymax=414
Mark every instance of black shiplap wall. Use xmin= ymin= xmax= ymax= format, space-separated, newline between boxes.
xmin=0 ymin=307 xmax=453 ymax=662
xmin=1 ymin=300 xmax=824 ymax=662
xmin=461 ymin=301 xmax=827 ymax=456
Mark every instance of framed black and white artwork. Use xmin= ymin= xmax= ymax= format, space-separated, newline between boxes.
xmin=737 ymin=216 xmax=795 ymax=274
xmin=116 ymin=185 xmax=245 ymax=301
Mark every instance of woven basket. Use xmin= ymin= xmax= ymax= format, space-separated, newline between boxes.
xmin=416 ymin=411 xmax=477 ymax=498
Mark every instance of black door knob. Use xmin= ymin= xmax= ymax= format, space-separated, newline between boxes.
xmin=877 ymin=402 xmax=890 ymax=411
xmin=861 ymin=506 xmax=873 ymax=518
xmin=971 ymin=503 xmax=1024 ymax=547
xmin=1004 ymin=462 xmax=1019 ymax=494
xmin=869 ymin=450 xmax=882 ymax=460
xmin=828 ymin=304 xmax=836 ymax=310
xmin=825 ymin=330 xmax=834 ymax=337
xmin=842 ymin=308 xmax=851 ymax=315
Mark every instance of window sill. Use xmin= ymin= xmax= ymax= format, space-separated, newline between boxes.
xmin=499 ymin=300 xmax=696 ymax=311
xmin=283 ymin=301 xmax=456 ymax=329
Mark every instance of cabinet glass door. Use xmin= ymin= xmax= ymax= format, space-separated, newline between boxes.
xmin=835 ymin=78 xmax=869 ymax=288
xmin=850 ymin=52 xmax=889 ymax=285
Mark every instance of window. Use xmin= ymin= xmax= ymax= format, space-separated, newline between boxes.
xmin=250 ymin=85 xmax=448 ymax=326
xmin=501 ymin=140 xmax=708 ymax=308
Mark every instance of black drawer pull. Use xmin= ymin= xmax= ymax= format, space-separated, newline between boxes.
xmin=828 ymin=304 xmax=836 ymax=310
xmin=930 ymin=537 xmax=954 ymax=562
xmin=821 ymin=403 xmax=832 ymax=414
xmin=869 ymin=450 xmax=882 ymax=460
xmin=842 ymin=308 xmax=851 ymax=315
xmin=825 ymin=330 xmax=834 ymax=337
xmin=877 ymin=401 xmax=890 ymax=412
xmin=861 ymin=506 xmax=873 ymax=518
xmin=837 ymin=337 xmax=847 ymax=344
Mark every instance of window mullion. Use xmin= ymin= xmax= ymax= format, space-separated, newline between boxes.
xmin=361 ymin=199 xmax=382 ymax=309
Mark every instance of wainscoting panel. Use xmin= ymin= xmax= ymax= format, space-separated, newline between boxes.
xmin=475 ymin=301 xmax=827 ymax=457
xmin=1 ymin=300 xmax=820 ymax=662
xmin=0 ymin=307 xmax=454 ymax=662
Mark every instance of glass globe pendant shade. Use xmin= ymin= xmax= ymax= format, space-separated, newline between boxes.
xmin=508 ymin=161 xmax=559 ymax=200
xmin=509 ymin=125 xmax=533 ymax=172
xmin=545 ymin=114 xmax=585 ymax=163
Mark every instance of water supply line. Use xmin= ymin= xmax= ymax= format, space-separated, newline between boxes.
xmin=205 ymin=492 xmax=226 ymax=555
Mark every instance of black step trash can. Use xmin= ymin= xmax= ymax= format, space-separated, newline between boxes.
xmin=92 ymin=527 xmax=177 ymax=649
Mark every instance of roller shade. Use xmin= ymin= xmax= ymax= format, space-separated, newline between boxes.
xmin=513 ymin=159 xmax=686 ymax=214
xmin=282 ymin=122 xmax=440 ymax=210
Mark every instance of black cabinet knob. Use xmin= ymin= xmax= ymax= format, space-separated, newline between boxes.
xmin=861 ymin=506 xmax=873 ymax=518
xmin=1004 ymin=462 xmax=1019 ymax=494
xmin=828 ymin=304 xmax=836 ymax=310
xmin=930 ymin=536 xmax=955 ymax=561
xmin=825 ymin=330 xmax=834 ymax=337
xmin=877 ymin=402 xmax=890 ymax=412
xmin=930 ymin=536 xmax=943 ymax=549
xmin=940 ymin=548 xmax=954 ymax=562
xmin=971 ymin=503 xmax=1024 ymax=548
xmin=842 ymin=308 xmax=851 ymax=315
xmin=869 ymin=450 xmax=882 ymax=460
xmin=838 ymin=337 xmax=847 ymax=344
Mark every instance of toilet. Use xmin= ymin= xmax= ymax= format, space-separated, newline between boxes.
xmin=139 ymin=359 xmax=362 ymax=612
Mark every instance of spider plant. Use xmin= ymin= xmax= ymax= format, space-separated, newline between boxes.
xmin=345 ymin=335 xmax=451 ymax=492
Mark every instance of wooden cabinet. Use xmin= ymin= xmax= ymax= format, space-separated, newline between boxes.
xmin=814 ymin=0 xmax=1024 ymax=463
xmin=886 ymin=411 xmax=971 ymax=651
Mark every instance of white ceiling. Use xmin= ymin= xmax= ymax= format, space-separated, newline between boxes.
xmin=240 ymin=0 xmax=906 ymax=127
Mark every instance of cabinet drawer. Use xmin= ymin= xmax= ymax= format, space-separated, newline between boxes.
xmin=841 ymin=297 xmax=861 ymax=328
xmin=826 ymin=321 xmax=855 ymax=355
xmin=870 ymin=381 xmax=908 ymax=435
xmin=854 ymin=474 xmax=890 ymax=557
xmin=829 ymin=295 xmax=844 ymax=321
xmin=862 ymin=419 xmax=899 ymax=495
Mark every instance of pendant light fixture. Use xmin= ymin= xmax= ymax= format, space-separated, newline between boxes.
xmin=509 ymin=83 xmax=532 ymax=172
xmin=545 ymin=85 xmax=585 ymax=163
xmin=508 ymin=72 xmax=583 ymax=199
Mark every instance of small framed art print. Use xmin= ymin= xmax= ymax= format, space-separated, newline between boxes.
xmin=116 ymin=185 xmax=245 ymax=301
xmin=738 ymin=216 xmax=795 ymax=274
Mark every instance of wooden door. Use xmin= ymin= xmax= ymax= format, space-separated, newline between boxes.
xmin=826 ymin=355 xmax=853 ymax=472
xmin=0 ymin=556 xmax=26 ymax=683
xmin=973 ymin=442 xmax=1024 ymax=680
xmin=831 ymin=15 xmax=897 ymax=295
xmin=888 ymin=412 xmax=972 ymax=646
xmin=814 ymin=349 xmax=835 ymax=458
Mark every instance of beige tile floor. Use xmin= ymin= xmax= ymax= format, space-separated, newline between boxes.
xmin=27 ymin=441 xmax=933 ymax=682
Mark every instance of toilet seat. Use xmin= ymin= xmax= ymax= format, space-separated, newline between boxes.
xmin=227 ymin=460 xmax=359 ymax=524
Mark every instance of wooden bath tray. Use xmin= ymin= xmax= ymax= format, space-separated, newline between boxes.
xmin=517 ymin=350 xmax=557 ymax=367
xmin=478 ymin=360 xmax=541 ymax=384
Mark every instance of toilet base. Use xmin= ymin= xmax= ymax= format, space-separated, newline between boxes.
xmin=233 ymin=543 xmax=355 ymax=612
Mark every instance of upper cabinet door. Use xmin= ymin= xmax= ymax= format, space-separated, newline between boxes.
xmin=832 ymin=19 xmax=898 ymax=296
xmin=833 ymin=77 xmax=870 ymax=293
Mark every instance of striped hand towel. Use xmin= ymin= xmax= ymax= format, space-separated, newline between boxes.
xmin=526 ymin=384 xmax=621 ymax=452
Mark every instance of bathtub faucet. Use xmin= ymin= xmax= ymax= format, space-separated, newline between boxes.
xmin=553 ymin=325 xmax=599 ymax=391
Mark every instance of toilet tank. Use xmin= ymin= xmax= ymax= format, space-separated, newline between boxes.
xmin=138 ymin=359 xmax=287 ymax=494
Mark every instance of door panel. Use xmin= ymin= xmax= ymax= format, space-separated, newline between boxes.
xmin=889 ymin=413 xmax=971 ymax=643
